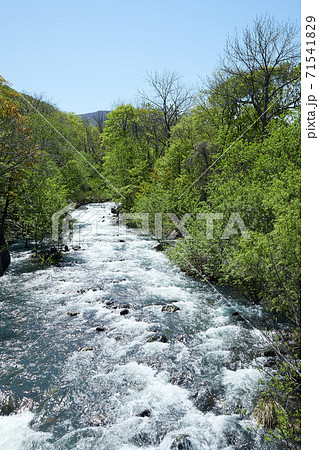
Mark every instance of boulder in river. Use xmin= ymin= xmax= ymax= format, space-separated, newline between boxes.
xmin=0 ymin=391 xmax=33 ymax=416
xmin=170 ymin=434 xmax=193 ymax=449
xmin=146 ymin=334 xmax=168 ymax=343
xmin=193 ymin=387 xmax=231 ymax=415
xmin=0 ymin=393 xmax=16 ymax=415
xmin=111 ymin=204 xmax=122 ymax=215
xmin=154 ymin=242 xmax=165 ymax=251
xmin=77 ymin=288 xmax=87 ymax=294
xmin=102 ymin=300 xmax=114 ymax=308
xmin=67 ymin=311 xmax=80 ymax=317
xmin=137 ymin=409 xmax=151 ymax=417
xmin=162 ymin=304 xmax=181 ymax=313
xmin=111 ymin=303 xmax=130 ymax=309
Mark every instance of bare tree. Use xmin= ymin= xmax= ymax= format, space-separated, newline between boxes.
xmin=138 ymin=71 xmax=193 ymax=145
xmin=207 ymin=14 xmax=300 ymax=133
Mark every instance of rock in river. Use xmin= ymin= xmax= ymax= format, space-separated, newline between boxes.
xmin=137 ymin=409 xmax=151 ymax=417
xmin=170 ymin=434 xmax=193 ymax=449
xmin=162 ymin=304 xmax=181 ymax=313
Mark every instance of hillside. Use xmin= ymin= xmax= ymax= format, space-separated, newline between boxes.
xmin=78 ymin=110 xmax=110 ymax=129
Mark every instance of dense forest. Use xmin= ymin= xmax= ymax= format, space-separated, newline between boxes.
xmin=0 ymin=77 xmax=106 ymax=243
xmin=0 ymin=15 xmax=301 ymax=448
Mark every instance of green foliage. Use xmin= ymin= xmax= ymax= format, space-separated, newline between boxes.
xmin=17 ymin=157 xmax=68 ymax=249
xmin=255 ymin=357 xmax=301 ymax=448
xmin=101 ymin=104 xmax=158 ymax=208
xmin=0 ymin=86 xmax=107 ymax=245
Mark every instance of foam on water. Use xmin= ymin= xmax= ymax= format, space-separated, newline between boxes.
xmin=0 ymin=411 xmax=51 ymax=449
xmin=0 ymin=203 xmax=278 ymax=449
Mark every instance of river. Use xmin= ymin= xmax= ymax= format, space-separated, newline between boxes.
xmin=0 ymin=203 xmax=278 ymax=449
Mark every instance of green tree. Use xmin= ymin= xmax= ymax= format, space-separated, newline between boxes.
xmin=0 ymin=77 xmax=39 ymax=229
xmin=101 ymin=105 xmax=153 ymax=207
xmin=18 ymin=157 xmax=68 ymax=251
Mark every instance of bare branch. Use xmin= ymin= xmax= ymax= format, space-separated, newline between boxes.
xmin=207 ymin=14 xmax=300 ymax=133
xmin=138 ymin=71 xmax=193 ymax=142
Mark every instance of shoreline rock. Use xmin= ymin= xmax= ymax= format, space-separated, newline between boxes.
xmin=0 ymin=225 xmax=10 ymax=276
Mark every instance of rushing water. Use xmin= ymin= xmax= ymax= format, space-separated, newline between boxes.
xmin=0 ymin=203 xmax=278 ymax=449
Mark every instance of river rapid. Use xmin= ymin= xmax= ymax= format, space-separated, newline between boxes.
xmin=0 ymin=203 xmax=278 ymax=449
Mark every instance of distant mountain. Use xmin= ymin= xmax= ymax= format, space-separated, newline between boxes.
xmin=78 ymin=110 xmax=110 ymax=130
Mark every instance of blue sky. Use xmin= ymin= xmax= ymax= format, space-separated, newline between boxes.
xmin=1 ymin=0 xmax=300 ymax=114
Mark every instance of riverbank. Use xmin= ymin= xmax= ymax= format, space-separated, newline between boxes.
xmin=110 ymin=202 xmax=301 ymax=447
xmin=0 ymin=225 xmax=10 ymax=276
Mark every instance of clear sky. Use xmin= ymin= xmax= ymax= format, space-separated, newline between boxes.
xmin=1 ymin=0 xmax=300 ymax=114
